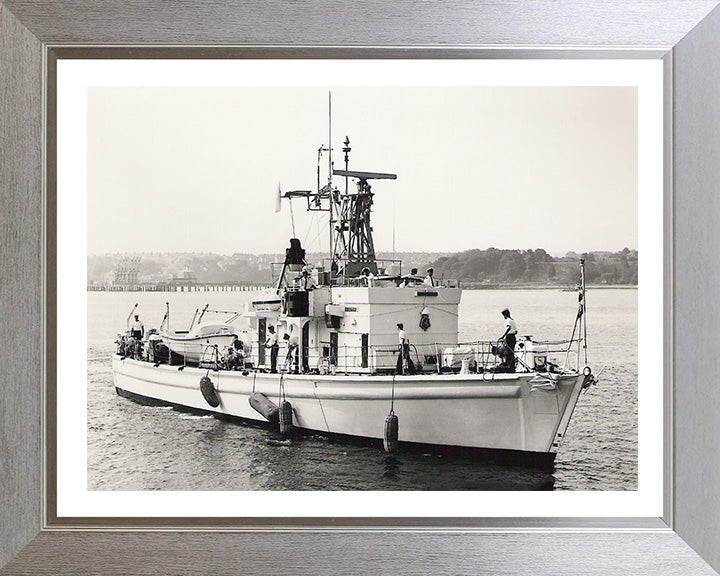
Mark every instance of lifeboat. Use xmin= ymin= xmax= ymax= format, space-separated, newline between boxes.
xmin=160 ymin=323 xmax=237 ymax=364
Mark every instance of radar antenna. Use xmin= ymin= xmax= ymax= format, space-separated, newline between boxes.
xmin=279 ymin=97 xmax=397 ymax=279
xmin=331 ymin=169 xmax=396 ymax=277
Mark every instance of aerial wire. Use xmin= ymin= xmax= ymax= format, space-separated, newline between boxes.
xmin=393 ymin=187 xmax=396 ymax=261
xmin=289 ymin=196 xmax=296 ymax=237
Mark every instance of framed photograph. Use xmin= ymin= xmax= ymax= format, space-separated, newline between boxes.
xmin=2 ymin=1 xmax=720 ymax=574
xmin=59 ymin=60 xmax=656 ymax=516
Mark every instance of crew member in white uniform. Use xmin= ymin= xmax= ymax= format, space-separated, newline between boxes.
xmin=130 ymin=314 xmax=144 ymax=340
xmin=402 ymin=268 xmax=420 ymax=287
xmin=500 ymin=308 xmax=518 ymax=372
xmin=423 ymin=268 xmax=435 ymax=287
xmin=265 ymin=325 xmax=279 ymax=373
xmin=283 ymin=328 xmax=300 ymax=373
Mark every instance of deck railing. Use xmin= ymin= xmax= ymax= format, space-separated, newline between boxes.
xmin=269 ymin=257 xmax=458 ymax=289
xmin=119 ymin=331 xmax=583 ymax=375
xmin=128 ymin=338 xmax=583 ymax=375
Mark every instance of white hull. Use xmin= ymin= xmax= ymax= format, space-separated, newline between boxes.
xmin=112 ymin=355 xmax=584 ymax=462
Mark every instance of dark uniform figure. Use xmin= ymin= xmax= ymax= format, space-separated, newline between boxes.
xmin=396 ymin=323 xmax=416 ymax=375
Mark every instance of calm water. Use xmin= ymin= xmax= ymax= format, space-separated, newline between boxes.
xmin=87 ymin=288 xmax=637 ymax=491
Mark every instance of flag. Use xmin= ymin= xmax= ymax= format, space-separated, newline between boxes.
xmin=275 ymin=182 xmax=282 ymax=213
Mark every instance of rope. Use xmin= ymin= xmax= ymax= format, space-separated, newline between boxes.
xmin=390 ymin=372 xmax=396 ymax=414
xmin=303 ymin=218 xmax=330 ymax=252
xmin=419 ymin=304 xmax=459 ymax=318
xmin=366 ymin=305 xmax=428 ymax=319
xmin=278 ymin=363 xmax=286 ymax=403
xmin=564 ymin=311 xmax=581 ymax=369
xmin=317 ymin=211 xmax=323 ymax=253
xmin=409 ymin=344 xmax=423 ymax=370
xmin=302 ymin=211 xmax=315 ymax=245
xmin=278 ymin=353 xmax=293 ymax=402
xmin=289 ymin=197 xmax=296 ymax=237
xmin=526 ymin=338 xmax=579 ymax=346
xmin=313 ymin=381 xmax=331 ymax=432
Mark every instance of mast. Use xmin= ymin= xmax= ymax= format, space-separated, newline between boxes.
xmin=342 ymin=136 xmax=351 ymax=196
xmin=328 ymin=92 xmax=332 ymax=185
xmin=280 ymin=96 xmax=397 ymax=280
xmin=580 ymin=258 xmax=588 ymax=366
xmin=328 ymin=92 xmax=334 ymax=266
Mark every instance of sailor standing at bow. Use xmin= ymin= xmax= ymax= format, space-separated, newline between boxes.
xmin=130 ymin=314 xmax=144 ymax=340
xmin=500 ymin=308 xmax=518 ymax=372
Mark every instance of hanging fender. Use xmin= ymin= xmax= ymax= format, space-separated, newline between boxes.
xmin=199 ymin=376 xmax=221 ymax=408
xmin=384 ymin=412 xmax=399 ymax=453
xmin=249 ymin=392 xmax=280 ymax=423
xmin=279 ymin=400 xmax=294 ymax=437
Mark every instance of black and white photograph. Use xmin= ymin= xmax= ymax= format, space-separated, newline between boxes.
xmin=70 ymin=60 xmax=659 ymax=504
xmin=85 ymin=83 xmax=640 ymax=492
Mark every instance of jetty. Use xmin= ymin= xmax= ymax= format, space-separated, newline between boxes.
xmin=87 ymin=281 xmax=271 ymax=292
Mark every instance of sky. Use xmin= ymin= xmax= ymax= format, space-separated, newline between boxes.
xmin=88 ymin=86 xmax=637 ymax=256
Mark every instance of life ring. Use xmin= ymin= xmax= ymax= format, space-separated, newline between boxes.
xmin=200 ymin=376 xmax=221 ymax=408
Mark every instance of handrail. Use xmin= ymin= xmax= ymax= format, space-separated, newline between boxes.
xmin=187 ymin=337 xmax=584 ymax=375
xmin=268 ymin=257 xmax=460 ymax=288
xmin=121 ymin=325 xmax=584 ymax=375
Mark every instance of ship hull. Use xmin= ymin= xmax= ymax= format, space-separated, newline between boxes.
xmin=112 ymin=355 xmax=584 ymax=466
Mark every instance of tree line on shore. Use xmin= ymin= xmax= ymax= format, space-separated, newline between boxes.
xmin=88 ymin=248 xmax=637 ymax=286
xmin=427 ymin=248 xmax=637 ymax=286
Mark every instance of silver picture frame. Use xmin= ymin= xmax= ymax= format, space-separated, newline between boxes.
xmin=2 ymin=1 xmax=720 ymax=573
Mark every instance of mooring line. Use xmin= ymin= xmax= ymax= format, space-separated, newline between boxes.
xmin=313 ymin=382 xmax=331 ymax=432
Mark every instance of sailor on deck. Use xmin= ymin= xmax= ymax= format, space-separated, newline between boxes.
xmin=423 ymin=268 xmax=435 ymax=287
xmin=130 ymin=315 xmax=144 ymax=340
xmin=227 ymin=336 xmax=245 ymax=369
xmin=265 ymin=325 xmax=279 ymax=373
xmin=302 ymin=266 xmax=316 ymax=290
xmin=284 ymin=329 xmax=300 ymax=373
xmin=500 ymin=308 xmax=518 ymax=372
xmin=361 ymin=267 xmax=375 ymax=287
xmin=402 ymin=268 xmax=420 ymax=287
xmin=396 ymin=323 xmax=416 ymax=375
xmin=232 ymin=335 xmax=244 ymax=353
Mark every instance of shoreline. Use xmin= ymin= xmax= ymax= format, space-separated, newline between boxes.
xmin=86 ymin=284 xmax=638 ymax=293
xmin=460 ymin=284 xmax=637 ymax=291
